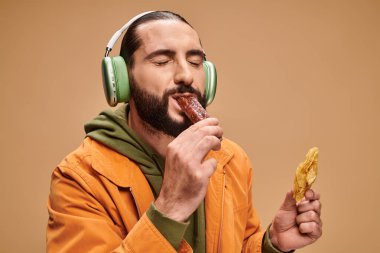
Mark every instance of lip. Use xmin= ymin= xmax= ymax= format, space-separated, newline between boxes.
xmin=171 ymin=93 xmax=196 ymax=99
xmin=170 ymin=95 xmax=183 ymax=111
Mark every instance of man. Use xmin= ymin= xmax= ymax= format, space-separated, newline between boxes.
xmin=47 ymin=11 xmax=322 ymax=253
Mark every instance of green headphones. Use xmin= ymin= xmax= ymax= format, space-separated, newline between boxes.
xmin=101 ymin=11 xmax=217 ymax=107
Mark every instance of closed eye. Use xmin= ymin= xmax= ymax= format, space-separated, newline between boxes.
xmin=188 ymin=60 xmax=202 ymax=67
xmin=154 ymin=60 xmax=170 ymax=66
xmin=187 ymin=56 xmax=203 ymax=67
xmin=145 ymin=49 xmax=175 ymax=66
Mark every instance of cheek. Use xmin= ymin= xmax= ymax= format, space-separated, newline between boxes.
xmin=194 ymin=69 xmax=206 ymax=93
xmin=131 ymin=65 xmax=172 ymax=94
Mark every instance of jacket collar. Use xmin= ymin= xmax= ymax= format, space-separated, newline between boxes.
xmin=87 ymin=138 xmax=140 ymax=188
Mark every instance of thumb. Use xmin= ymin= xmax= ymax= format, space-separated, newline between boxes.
xmin=280 ymin=190 xmax=297 ymax=211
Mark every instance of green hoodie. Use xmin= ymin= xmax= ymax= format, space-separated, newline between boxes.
xmin=84 ymin=104 xmax=205 ymax=252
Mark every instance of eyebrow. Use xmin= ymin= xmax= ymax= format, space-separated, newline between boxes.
xmin=145 ymin=49 xmax=175 ymax=60
xmin=186 ymin=49 xmax=206 ymax=59
xmin=144 ymin=49 xmax=205 ymax=61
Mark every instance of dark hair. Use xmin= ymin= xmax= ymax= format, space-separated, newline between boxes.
xmin=119 ymin=11 xmax=192 ymax=69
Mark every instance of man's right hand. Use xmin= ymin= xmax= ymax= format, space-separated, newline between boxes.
xmin=154 ymin=117 xmax=223 ymax=222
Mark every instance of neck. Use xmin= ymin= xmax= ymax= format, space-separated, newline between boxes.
xmin=128 ymin=102 xmax=173 ymax=158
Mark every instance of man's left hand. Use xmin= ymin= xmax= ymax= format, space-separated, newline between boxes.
xmin=269 ymin=189 xmax=322 ymax=252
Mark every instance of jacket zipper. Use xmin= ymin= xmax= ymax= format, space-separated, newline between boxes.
xmin=217 ymin=170 xmax=226 ymax=253
xmin=129 ymin=187 xmax=142 ymax=218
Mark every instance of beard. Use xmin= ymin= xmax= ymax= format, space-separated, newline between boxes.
xmin=130 ymin=79 xmax=207 ymax=137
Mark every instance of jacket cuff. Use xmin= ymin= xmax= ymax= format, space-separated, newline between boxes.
xmin=262 ymin=225 xmax=295 ymax=253
xmin=146 ymin=202 xmax=189 ymax=250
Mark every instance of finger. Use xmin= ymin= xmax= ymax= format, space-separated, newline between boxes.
xmin=195 ymin=125 xmax=223 ymax=139
xmin=297 ymin=199 xmax=322 ymax=215
xmin=173 ymin=120 xmax=222 ymax=151
xmin=190 ymin=117 xmax=220 ymax=129
xmin=296 ymin=210 xmax=322 ymax=226
xmin=280 ymin=190 xmax=297 ymax=211
xmin=179 ymin=121 xmax=222 ymax=145
xmin=192 ymin=135 xmax=222 ymax=161
xmin=305 ymin=189 xmax=320 ymax=201
xmin=201 ymin=158 xmax=218 ymax=178
xmin=299 ymin=222 xmax=322 ymax=239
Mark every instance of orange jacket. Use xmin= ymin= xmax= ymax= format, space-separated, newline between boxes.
xmin=47 ymin=137 xmax=264 ymax=253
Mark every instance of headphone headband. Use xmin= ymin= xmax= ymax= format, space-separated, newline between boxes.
xmin=105 ymin=11 xmax=154 ymax=57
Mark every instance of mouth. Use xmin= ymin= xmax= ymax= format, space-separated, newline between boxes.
xmin=171 ymin=93 xmax=196 ymax=99
xmin=170 ymin=93 xmax=196 ymax=115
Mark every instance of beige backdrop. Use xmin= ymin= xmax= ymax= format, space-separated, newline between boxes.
xmin=1 ymin=0 xmax=379 ymax=252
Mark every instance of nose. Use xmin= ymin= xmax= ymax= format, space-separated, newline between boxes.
xmin=173 ymin=60 xmax=193 ymax=86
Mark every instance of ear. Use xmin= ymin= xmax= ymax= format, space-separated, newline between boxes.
xmin=102 ymin=56 xmax=130 ymax=106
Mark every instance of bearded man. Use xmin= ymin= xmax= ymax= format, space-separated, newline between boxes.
xmin=47 ymin=11 xmax=322 ymax=253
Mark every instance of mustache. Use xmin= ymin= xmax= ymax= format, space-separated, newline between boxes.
xmin=164 ymin=85 xmax=201 ymax=97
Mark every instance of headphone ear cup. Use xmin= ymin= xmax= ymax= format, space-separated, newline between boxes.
xmin=203 ymin=61 xmax=217 ymax=105
xmin=101 ymin=56 xmax=130 ymax=106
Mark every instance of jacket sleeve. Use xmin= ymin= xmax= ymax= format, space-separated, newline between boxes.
xmin=46 ymin=166 xmax=192 ymax=253
xmin=261 ymin=228 xmax=294 ymax=253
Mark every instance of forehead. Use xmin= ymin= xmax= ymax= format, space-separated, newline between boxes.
xmin=135 ymin=20 xmax=202 ymax=54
